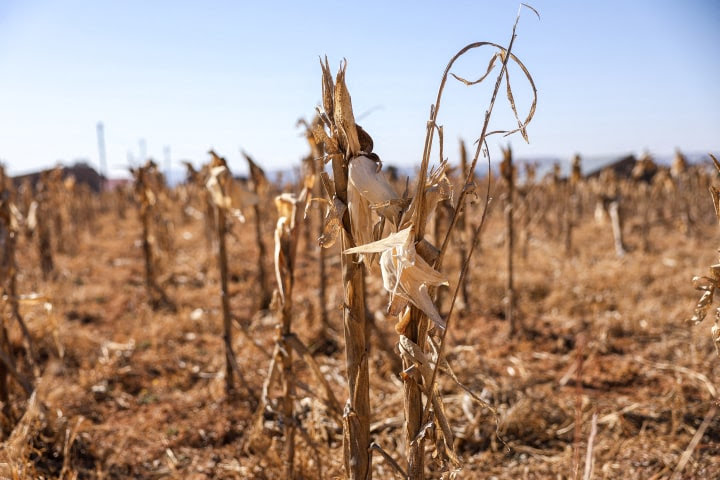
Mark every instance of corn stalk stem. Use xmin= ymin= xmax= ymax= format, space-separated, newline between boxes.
xmin=216 ymin=207 xmax=236 ymax=393
xmin=331 ymin=151 xmax=371 ymax=480
xmin=404 ymin=307 xmax=426 ymax=479
xmin=505 ymin=156 xmax=516 ymax=335
xmin=402 ymin=17 xmax=525 ymax=477
xmin=280 ymin=294 xmax=295 ymax=478
xmin=252 ymin=203 xmax=271 ymax=309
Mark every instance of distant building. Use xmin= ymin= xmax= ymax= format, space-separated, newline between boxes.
xmin=13 ymin=162 xmax=104 ymax=192
xmin=585 ymin=155 xmax=637 ymax=179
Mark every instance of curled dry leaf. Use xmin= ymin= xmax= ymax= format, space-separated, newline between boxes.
xmin=348 ymin=155 xmax=401 ymax=225
xmin=307 ymin=196 xmax=345 ymax=249
xmin=347 ymin=155 xmax=401 ymax=256
xmin=205 ymin=165 xmax=258 ymax=222
xmin=345 ymin=227 xmax=448 ymax=330
xmin=274 ymin=193 xmax=298 ymax=303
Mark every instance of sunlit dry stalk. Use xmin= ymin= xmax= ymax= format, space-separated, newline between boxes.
xmin=313 ymin=59 xmax=372 ymax=480
xmin=518 ymin=161 xmax=536 ymax=260
xmin=571 ymin=333 xmax=586 ymax=480
xmin=299 ymin=118 xmax=332 ymax=339
xmin=689 ymin=153 xmax=720 ymax=356
xmin=131 ymin=161 xmax=174 ymax=310
xmin=565 ymin=154 xmax=582 ymax=254
xmin=501 ymin=146 xmax=517 ymax=335
xmin=47 ymin=167 xmax=66 ymax=255
xmin=595 ymin=169 xmax=627 ymax=257
xmin=456 ymin=140 xmax=470 ymax=306
xmin=252 ymin=182 xmax=344 ymax=475
xmin=631 ymin=153 xmax=658 ymax=252
xmin=243 ymin=152 xmax=273 ymax=310
xmin=0 ymin=168 xmax=35 ymax=412
xmin=402 ymin=7 xmax=537 ymax=476
xmin=61 ymin=176 xmax=78 ymax=256
xmin=273 ymin=193 xmax=304 ymax=478
xmin=344 ymin=9 xmax=537 ymax=476
xmin=205 ymin=151 xmax=258 ymax=400
xmin=35 ymin=173 xmax=54 ymax=280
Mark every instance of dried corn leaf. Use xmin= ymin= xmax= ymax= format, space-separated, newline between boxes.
xmin=309 ymin=196 xmax=345 ymax=249
xmin=333 ymin=61 xmax=360 ymax=157
xmin=348 ymin=155 xmax=400 ymax=225
xmin=205 ymin=165 xmax=258 ymax=222
xmin=26 ymin=201 xmax=38 ymax=232
xmin=691 ymin=290 xmax=714 ymax=325
xmin=345 ymin=227 xmax=448 ymax=329
xmin=274 ymin=193 xmax=298 ymax=303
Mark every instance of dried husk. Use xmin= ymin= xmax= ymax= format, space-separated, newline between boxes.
xmin=345 ymin=227 xmax=448 ymax=330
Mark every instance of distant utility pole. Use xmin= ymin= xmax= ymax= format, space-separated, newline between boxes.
xmin=139 ymin=139 xmax=147 ymax=163
xmin=163 ymin=146 xmax=171 ymax=185
xmin=96 ymin=122 xmax=107 ymax=188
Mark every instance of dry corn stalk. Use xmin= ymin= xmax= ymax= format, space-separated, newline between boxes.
xmin=242 ymin=152 xmax=273 ymax=310
xmin=301 ymin=118 xmax=332 ymax=338
xmin=347 ymin=6 xmax=537 ymax=476
xmin=274 ymin=193 xmax=301 ymax=478
xmin=131 ymin=161 xmax=174 ymax=310
xmin=564 ymin=154 xmax=583 ymax=254
xmin=34 ymin=172 xmax=54 ymax=280
xmin=500 ymin=145 xmax=517 ymax=335
xmin=690 ymin=153 xmax=720 ymax=356
xmin=0 ymin=167 xmax=34 ymax=411
xmin=205 ymin=151 xmax=258 ymax=396
xmin=252 ymin=179 xmax=343 ymax=478
xmin=312 ymin=58 xmax=374 ymax=480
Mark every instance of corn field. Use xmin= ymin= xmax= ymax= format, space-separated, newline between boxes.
xmin=0 ymin=12 xmax=719 ymax=480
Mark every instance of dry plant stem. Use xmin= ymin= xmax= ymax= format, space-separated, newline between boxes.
xmin=420 ymin=186 xmax=494 ymax=428
xmin=280 ymin=306 xmax=295 ymax=478
xmin=403 ymin=306 xmax=426 ymax=479
xmin=0 ymin=319 xmax=8 ymax=408
xmin=318 ymin=229 xmax=328 ymax=332
xmin=1 ymin=195 xmax=37 ymax=369
xmin=571 ymin=333 xmax=586 ymax=480
xmin=403 ymin=14 xmax=530 ymax=475
xmin=244 ymin=153 xmax=272 ymax=310
xmin=215 ymin=207 xmax=236 ymax=393
xmin=504 ymin=152 xmax=516 ymax=335
xmin=274 ymin=193 xmax=307 ymax=479
xmin=436 ymin=25 xmax=536 ymax=269
xmin=331 ymin=150 xmax=371 ymax=479
xmin=253 ymin=203 xmax=271 ymax=309
xmin=564 ymin=184 xmax=574 ymax=254
xmin=0 ymin=347 xmax=32 ymax=395
xmin=340 ymin=230 xmax=371 ymax=480
xmin=140 ymin=199 xmax=155 ymax=305
xmin=608 ymin=200 xmax=626 ymax=257
xmin=285 ymin=334 xmax=342 ymax=423
xmin=672 ymin=405 xmax=717 ymax=479
xmin=582 ymin=413 xmax=598 ymax=480
xmin=457 ymin=141 xmax=470 ymax=306
xmin=370 ymin=442 xmax=408 ymax=479
xmin=37 ymin=185 xmax=54 ymax=280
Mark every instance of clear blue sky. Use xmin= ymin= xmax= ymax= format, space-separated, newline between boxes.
xmin=1 ymin=0 xmax=718 ymax=178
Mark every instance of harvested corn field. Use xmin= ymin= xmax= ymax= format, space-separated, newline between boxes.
xmin=1 ymin=2 xmax=719 ymax=479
